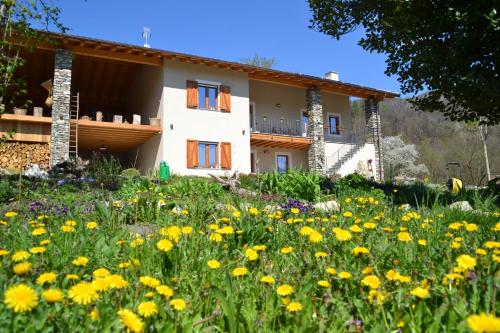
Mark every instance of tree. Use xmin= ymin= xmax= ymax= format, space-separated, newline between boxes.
xmin=240 ymin=53 xmax=277 ymax=69
xmin=0 ymin=0 xmax=67 ymax=114
xmin=308 ymin=1 xmax=500 ymax=125
xmin=381 ymin=136 xmax=429 ymax=179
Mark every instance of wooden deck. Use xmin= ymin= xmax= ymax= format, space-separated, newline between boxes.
xmin=0 ymin=114 xmax=162 ymax=152
xmin=250 ymin=132 xmax=312 ymax=150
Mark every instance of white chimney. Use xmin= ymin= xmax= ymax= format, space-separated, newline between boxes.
xmin=142 ymin=27 xmax=151 ymax=48
xmin=324 ymin=71 xmax=339 ymax=81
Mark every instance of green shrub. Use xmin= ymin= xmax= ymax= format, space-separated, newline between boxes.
xmin=0 ymin=179 xmax=14 ymax=203
xmin=85 ymin=153 xmax=123 ymax=190
xmin=258 ymin=170 xmax=321 ymax=202
xmin=121 ymin=168 xmax=141 ymax=178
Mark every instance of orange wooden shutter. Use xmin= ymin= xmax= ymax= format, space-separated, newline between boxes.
xmin=186 ymin=80 xmax=198 ymax=109
xmin=186 ymin=140 xmax=198 ymax=168
xmin=220 ymin=142 xmax=231 ymax=169
xmin=220 ymin=85 xmax=231 ymax=112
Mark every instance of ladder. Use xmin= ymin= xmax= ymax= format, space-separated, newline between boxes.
xmin=69 ymin=92 xmax=79 ymax=159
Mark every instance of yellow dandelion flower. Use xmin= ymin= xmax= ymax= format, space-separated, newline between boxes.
xmin=368 ymin=290 xmax=386 ymax=304
xmin=0 ymin=249 xmax=9 ymax=256
xmin=361 ymin=275 xmax=381 ymax=289
xmin=343 ymin=211 xmax=353 ymax=218
xmin=456 ymin=254 xmax=477 ymax=270
xmin=181 ymin=226 xmax=193 ymax=234
xmin=86 ymin=221 xmax=98 ymax=229
xmin=333 ymin=228 xmax=352 ymax=241
xmin=156 ymin=285 xmax=174 ymax=298
xmin=352 ymin=247 xmax=370 ymax=255
xmin=476 ymin=248 xmax=487 ymax=256
xmin=209 ymin=233 xmax=223 ymax=242
xmin=418 ymin=239 xmax=427 ymax=246
xmin=349 ymin=225 xmax=363 ymax=233
xmin=314 ymin=251 xmax=328 ymax=258
xmin=108 ymin=274 xmax=128 ymax=289
xmin=232 ymin=267 xmax=248 ymax=277
xmin=363 ymin=222 xmax=377 ymax=229
xmin=130 ymin=238 xmax=144 ymax=248
xmin=36 ymin=272 xmax=57 ymax=285
xmin=410 ymin=287 xmax=429 ymax=299
xmin=137 ymin=301 xmax=158 ymax=318
xmin=13 ymin=261 xmax=32 ymax=275
xmin=4 ymin=284 xmax=38 ymax=312
xmin=68 ymin=282 xmax=99 ymax=305
xmin=170 ymin=298 xmax=186 ymax=311
xmin=42 ymin=289 xmax=64 ymax=303
xmin=326 ymin=267 xmax=336 ymax=275
xmin=60 ymin=225 xmax=75 ymax=233
xmin=466 ymin=313 xmax=500 ymax=333
xmin=12 ymin=250 xmax=30 ymax=262
xmin=309 ymin=231 xmax=323 ymax=243
xmin=338 ymin=271 xmax=352 ymax=279
xmin=245 ymin=249 xmax=259 ymax=261
xmin=5 ymin=211 xmax=18 ymax=218
xmin=318 ymin=280 xmax=331 ymax=288
xmin=72 ymin=256 xmax=89 ymax=266
xmin=281 ymin=246 xmax=294 ymax=254
xmin=93 ymin=268 xmax=111 ymax=278
xmin=32 ymin=227 xmax=46 ymax=236
xmin=249 ymin=207 xmax=259 ymax=216
xmin=29 ymin=246 xmax=46 ymax=254
xmin=66 ymin=274 xmax=79 ymax=281
xmin=90 ymin=308 xmax=99 ymax=321
xmin=118 ymin=309 xmax=144 ymax=333
xmin=207 ymin=260 xmax=221 ymax=269
xmin=139 ymin=276 xmax=161 ymax=288
xmin=276 ymin=284 xmax=294 ymax=296
xmin=286 ymin=301 xmax=303 ymax=312
xmin=157 ymin=239 xmax=174 ymax=252
xmin=398 ymin=232 xmax=412 ymax=242
xmin=92 ymin=278 xmax=112 ymax=292
xmin=260 ymin=275 xmax=275 ymax=284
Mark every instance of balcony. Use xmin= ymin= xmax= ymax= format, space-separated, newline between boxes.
xmin=250 ymin=116 xmax=312 ymax=150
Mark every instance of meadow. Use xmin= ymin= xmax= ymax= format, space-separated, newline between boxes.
xmin=0 ymin=170 xmax=499 ymax=332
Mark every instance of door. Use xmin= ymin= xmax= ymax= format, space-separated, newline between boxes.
xmin=249 ymin=102 xmax=256 ymax=132
xmin=301 ymin=110 xmax=309 ymax=137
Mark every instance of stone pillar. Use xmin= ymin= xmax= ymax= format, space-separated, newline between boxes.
xmin=50 ymin=49 xmax=72 ymax=166
xmin=365 ymin=97 xmax=384 ymax=181
xmin=306 ymin=86 xmax=325 ymax=173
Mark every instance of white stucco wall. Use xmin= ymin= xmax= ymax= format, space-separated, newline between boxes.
xmin=124 ymin=65 xmax=164 ymax=173
xmin=252 ymin=146 xmax=308 ymax=173
xmin=336 ymin=143 xmax=376 ymax=177
xmin=162 ymin=60 xmax=251 ymax=176
xmin=322 ymin=92 xmax=353 ymax=144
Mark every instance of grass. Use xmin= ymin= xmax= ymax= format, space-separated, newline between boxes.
xmin=0 ymin=175 xmax=498 ymax=332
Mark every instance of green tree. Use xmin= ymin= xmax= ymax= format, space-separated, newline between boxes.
xmin=240 ymin=53 xmax=277 ymax=69
xmin=0 ymin=0 xmax=67 ymax=114
xmin=308 ymin=1 xmax=500 ymax=124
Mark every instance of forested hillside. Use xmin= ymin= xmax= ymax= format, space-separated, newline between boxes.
xmin=352 ymin=99 xmax=499 ymax=186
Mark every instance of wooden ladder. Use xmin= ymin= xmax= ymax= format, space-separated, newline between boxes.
xmin=69 ymin=92 xmax=79 ymax=159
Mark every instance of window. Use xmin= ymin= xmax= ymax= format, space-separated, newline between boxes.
xmin=328 ymin=115 xmax=340 ymax=135
xmin=198 ymin=142 xmax=218 ymax=168
xmin=276 ymin=154 xmax=289 ymax=173
xmin=198 ymin=84 xmax=218 ymax=111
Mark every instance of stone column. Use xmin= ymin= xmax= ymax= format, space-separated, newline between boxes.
xmin=365 ymin=96 xmax=384 ymax=181
xmin=306 ymin=86 xmax=325 ymax=173
xmin=50 ymin=49 xmax=72 ymax=166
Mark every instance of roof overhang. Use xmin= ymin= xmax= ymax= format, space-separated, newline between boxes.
xmin=20 ymin=31 xmax=399 ymax=100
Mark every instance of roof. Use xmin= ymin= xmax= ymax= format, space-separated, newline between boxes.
xmin=32 ymin=31 xmax=399 ymax=99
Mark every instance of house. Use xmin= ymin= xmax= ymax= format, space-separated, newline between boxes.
xmin=0 ymin=31 xmax=398 ymax=180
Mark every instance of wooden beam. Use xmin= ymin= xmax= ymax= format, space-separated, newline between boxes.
xmin=68 ymin=45 xmax=162 ymax=66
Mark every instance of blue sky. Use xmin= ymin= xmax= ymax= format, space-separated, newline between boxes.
xmin=55 ymin=0 xmax=400 ymax=94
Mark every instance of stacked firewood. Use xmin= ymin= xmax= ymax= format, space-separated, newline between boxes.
xmin=0 ymin=142 xmax=50 ymax=170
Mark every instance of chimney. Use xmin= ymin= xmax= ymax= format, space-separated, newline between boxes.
xmin=324 ymin=71 xmax=339 ymax=81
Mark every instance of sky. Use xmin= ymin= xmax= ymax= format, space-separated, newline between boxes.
xmin=54 ymin=0 xmax=400 ymax=94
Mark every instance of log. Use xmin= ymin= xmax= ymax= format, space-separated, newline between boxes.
xmin=0 ymin=142 xmax=50 ymax=170
xmin=209 ymin=171 xmax=259 ymax=197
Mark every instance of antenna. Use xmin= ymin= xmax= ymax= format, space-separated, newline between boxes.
xmin=142 ymin=27 xmax=151 ymax=48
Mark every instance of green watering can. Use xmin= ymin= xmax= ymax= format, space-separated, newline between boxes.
xmin=159 ymin=161 xmax=170 ymax=181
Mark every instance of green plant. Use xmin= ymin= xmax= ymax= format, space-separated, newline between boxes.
xmin=85 ymin=152 xmax=123 ymax=191
xmin=258 ymin=170 xmax=321 ymax=202
xmin=0 ymin=179 xmax=14 ymax=203
xmin=121 ymin=168 xmax=141 ymax=179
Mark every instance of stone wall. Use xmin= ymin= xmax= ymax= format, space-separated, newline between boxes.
xmin=306 ymin=86 xmax=325 ymax=173
xmin=364 ymin=97 xmax=384 ymax=181
xmin=50 ymin=49 xmax=72 ymax=166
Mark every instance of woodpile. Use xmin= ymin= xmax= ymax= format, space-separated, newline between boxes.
xmin=0 ymin=142 xmax=50 ymax=170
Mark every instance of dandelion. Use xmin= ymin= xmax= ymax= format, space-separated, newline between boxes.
xmin=93 ymin=268 xmax=111 ymax=278
xmin=286 ymin=301 xmax=303 ymax=312
xmin=4 ymin=284 xmax=38 ymax=312
xmin=5 ymin=211 xmax=18 ymax=218
xmin=281 ymin=246 xmax=294 ymax=254
xmin=476 ymin=249 xmax=487 ymax=256
xmin=368 ymin=290 xmax=386 ymax=304
xmin=333 ymin=228 xmax=353 ymax=241
xmin=130 ymin=238 xmax=144 ymax=248
xmin=181 ymin=226 xmax=193 ymax=234
xmin=418 ymin=239 xmax=427 ymax=246
xmin=326 ymin=267 xmax=336 ymax=275
xmin=343 ymin=211 xmax=353 ymax=217
xmin=32 ymin=227 xmax=46 ymax=236
xmin=139 ymin=276 xmax=161 ymax=288
xmin=232 ymin=267 xmax=248 ymax=277
xmin=86 ymin=221 xmax=98 ymax=229
xmin=260 ymin=275 xmax=275 ymax=284
xmin=398 ymin=232 xmax=412 ymax=242
xmin=68 ymin=282 xmax=99 ymax=305
xmin=108 ymin=274 xmax=129 ymax=289
xmin=0 ymin=249 xmax=9 ymax=256
xmin=61 ymin=225 xmax=75 ymax=233
xmin=30 ymin=246 xmax=46 ymax=254
xmin=72 ymin=256 xmax=89 ymax=266
xmin=466 ymin=313 xmax=500 ymax=333
xmin=170 ymin=298 xmax=186 ymax=311
xmin=309 ymin=231 xmax=323 ymax=243
xmin=410 ymin=287 xmax=429 ymax=299
xmin=137 ymin=301 xmax=158 ymax=317
xmin=363 ymin=222 xmax=376 ymax=229
xmin=207 ymin=260 xmax=221 ymax=269
xmin=338 ymin=271 xmax=352 ymax=279
xmin=92 ymin=278 xmax=112 ymax=292
xmin=245 ymin=249 xmax=259 ymax=261
xmin=209 ymin=233 xmax=223 ymax=242
xmin=12 ymin=250 xmax=30 ymax=262
xmin=249 ymin=207 xmax=259 ymax=215
xmin=318 ymin=280 xmax=331 ymax=288
xmin=118 ymin=309 xmax=144 ymax=333
xmin=66 ymin=274 xmax=79 ymax=281
xmin=350 ymin=225 xmax=363 ymax=233
xmin=315 ymin=251 xmax=328 ymax=258
xmin=156 ymin=285 xmax=174 ymax=298
xmin=36 ymin=272 xmax=57 ymax=285
xmin=456 ymin=254 xmax=477 ymax=270
xmin=290 ymin=207 xmax=300 ymax=214
xmin=276 ymin=284 xmax=294 ymax=296
xmin=90 ymin=308 xmax=99 ymax=321
xmin=361 ymin=275 xmax=381 ymax=289
xmin=13 ymin=261 xmax=32 ymax=275
xmin=157 ymin=239 xmax=174 ymax=252
xmin=352 ymin=247 xmax=369 ymax=255
xmin=42 ymin=289 xmax=64 ymax=303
